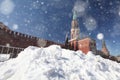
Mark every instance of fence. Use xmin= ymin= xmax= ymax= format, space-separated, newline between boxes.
xmin=0 ymin=45 xmax=24 ymax=61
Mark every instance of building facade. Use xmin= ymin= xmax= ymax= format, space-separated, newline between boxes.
xmin=66 ymin=11 xmax=109 ymax=57
xmin=68 ymin=11 xmax=97 ymax=54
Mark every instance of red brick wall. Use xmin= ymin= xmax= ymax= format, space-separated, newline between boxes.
xmin=69 ymin=38 xmax=96 ymax=54
xmin=69 ymin=39 xmax=90 ymax=54
xmin=78 ymin=39 xmax=90 ymax=54
xmin=0 ymin=28 xmax=37 ymax=48
xmin=0 ymin=25 xmax=64 ymax=48
xmin=70 ymin=40 xmax=77 ymax=51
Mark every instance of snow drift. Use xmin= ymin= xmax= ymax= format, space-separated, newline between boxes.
xmin=0 ymin=54 xmax=10 ymax=62
xmin=0 ymin=45 xmax=120 ymax=80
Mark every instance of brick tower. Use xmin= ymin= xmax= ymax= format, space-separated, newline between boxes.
xmin=70 ymin=11 xmax=80 ymax=40
xmin=69 ymin=11 xmax=80 ymax=50
xmin=67 ymin=11 xmax=97 ymax=54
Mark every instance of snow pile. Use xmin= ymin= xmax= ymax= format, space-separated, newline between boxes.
xmin=0 ymin=54 xmax=10 ymax=62
xmin=0 ymin=45 xmax=120 ymax=80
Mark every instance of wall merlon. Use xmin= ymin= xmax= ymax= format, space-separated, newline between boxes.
xmin=11 ymin=31 xmax=14 ymax=35
xmin=13 ymin=31 xmax=16 ymax=35
xmin=17 ymin=32 xmax=20 ymax=36
xmin=19 ymin=33 xmax=22 ymax=37
xmin=28 ymin=36 xmax=31 ymax=39
xmin=24 ymin=34 xmax=26 ymax=37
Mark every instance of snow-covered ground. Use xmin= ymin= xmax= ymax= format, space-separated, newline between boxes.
xmin=0 ymin=54 xmax=10 ymax=62
xmin=0 ymin=45 xmax=120 ymax=80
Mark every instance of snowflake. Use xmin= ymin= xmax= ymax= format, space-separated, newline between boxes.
xmin=98 ymin=3 xmax=101 ymax=6
xmin=41 ymin=2 xmax=44 ymax=5
xmin=45 ymin=11 xmax=48 ymax=14
xmin=118 ymin=11 xmax=120 ymax=16
xmin=100 ymin=6 xmax=103 ymax=9
xmin=109 ymin=2 xmax=113 ymax=6
xmin=31 ymin=1 xmax=41 ymax=9
xmin=97 ymin=33 xmax=104 ymax=40
xmin=113 ymin=40 xmax=116 ymax=44
xmin=0 ymin=0 xmax=15 ymax=15
xmin=73 ymin=0 xmax=88 ymax=17
xmin=12 ymin=24 xmax=19 ymax=30
xmin=24 ymin=19 xmax=31 ymax=24
xmin=84 ymin=16 xmax=97 ymax=31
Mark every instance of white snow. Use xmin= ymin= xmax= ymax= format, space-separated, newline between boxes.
xmin=73 ymin=1 xmax=97 ymax=31
xmin=0 ymin=54 xmax=10 ymax=62
xmin=84 ymin=16 xmax=97 ymax=31
xmin=112 ymin=23 xmax=120 ymax=37
xmin=0 ymin=0 xmax=15 ymax=15
xmin=0 ymin=45 xmax=120 ymax=80
xmin=97 ymin=33 xmax=104 ymax=40
xmin=73 ymin=0 xmax=88 ymax=17
xmin=12 ymin=24 xmax=19 ymax=30
xmin=118 ymin=6 xmax=120 ymax=16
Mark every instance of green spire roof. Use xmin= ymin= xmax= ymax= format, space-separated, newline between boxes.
xmin=73 ymin=11 xmax=77 ymax=20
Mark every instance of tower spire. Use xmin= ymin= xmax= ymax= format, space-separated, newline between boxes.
xmin=65 ymin=32 xmax=69 ymax=48
xmin=102 ymin=40 xmax=107 ymax=49
xmin=101 ymin=40 xmax=109 ymax=56
xmin=70 ymin=10 xmax=80 ymax=40
xmin=73 ymin=10 xmax=77 ymax=20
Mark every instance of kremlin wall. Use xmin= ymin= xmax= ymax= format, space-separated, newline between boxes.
xmin=0 ymin=22 xmax=64 ymax=58
xmin=0 ymin=11 xmax=120 ymax=62
xmin=0 ymin=22 xmax=63 ymax=48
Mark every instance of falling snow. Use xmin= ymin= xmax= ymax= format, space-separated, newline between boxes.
xmin=112 ymin=23 xmax=120 ymax=37
xmin=97 ymin=33 xmax=104 ymax=40
xmin=0 ymin=0 xmax=120 ymax=55
xmin=12 ymin=24 xmax=18 ymax=30
xmin=0 ymin=0 xmax=15 ymax=15
xmin=84 ymin=16 xmax=97 ymax=31
xmin=73 ymin=0 xmax=88 ymax=17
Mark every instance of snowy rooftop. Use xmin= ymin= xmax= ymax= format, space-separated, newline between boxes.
xmin=0 ymin=45 xmax=120 ymax=80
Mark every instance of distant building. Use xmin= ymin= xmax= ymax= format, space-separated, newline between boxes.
xmin=65 ymin=11 xmax=109 ymax=57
